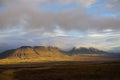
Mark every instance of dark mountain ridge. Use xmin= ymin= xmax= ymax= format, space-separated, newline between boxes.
xmin=70 ymin=47 xmax=108 ymax=54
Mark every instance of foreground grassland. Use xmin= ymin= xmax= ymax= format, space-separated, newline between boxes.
xmin=0 ymin=61 xmax=120 ymax=80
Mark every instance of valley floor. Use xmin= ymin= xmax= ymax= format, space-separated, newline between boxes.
xmin=0 ymin=61 xmax=120 ymax=80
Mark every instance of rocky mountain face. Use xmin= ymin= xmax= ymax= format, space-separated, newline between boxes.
xmin=0 ymin=46 xmax=65 ymax=59
xmin=34 ymin=46 xmax=64 ymax=57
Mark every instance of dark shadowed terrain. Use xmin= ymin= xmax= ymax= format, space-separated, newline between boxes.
xmin=0 ymin=61 xmax=120 ymax=80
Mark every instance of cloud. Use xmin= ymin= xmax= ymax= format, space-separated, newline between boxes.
xmin=109 ymin=46 xmax=120 ymax=53
xmin=0 ymin=30 xmax=120 ymax=52
xmin=104 ymin=0 xmax=120 ymax=11
xmin=0 ymin=0 xmax=120 ymax=32
xmin=20 ymin=0 xmax=97 ymax=7
xmin=88 ymin=34 xmax=105 ymax=38
xmin=76 ymin=0 xmax=97 ymax=7
xmin=0 ymin=0 xmax=120 ymax=52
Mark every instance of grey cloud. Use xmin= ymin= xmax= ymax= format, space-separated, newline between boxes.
xmin=105 ymin=0 xmax=120 ymax=11
xmin=109 ymin=46 xmax=120 ymax=53
xmin=0 ymin=0 xmax=120 ymax=32
xmin=0 ymin=0 xmax=120 ymax=53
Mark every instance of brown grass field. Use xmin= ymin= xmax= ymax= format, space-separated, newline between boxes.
xmin=0 ymin=61 xmax=120 ymax=80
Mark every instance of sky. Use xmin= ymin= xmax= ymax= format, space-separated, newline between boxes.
xmin=0 ymin=0 xmax=120 ymax=52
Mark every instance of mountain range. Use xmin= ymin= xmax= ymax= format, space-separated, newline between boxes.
xmin=0 ymin=46 xmax=119 ymax=63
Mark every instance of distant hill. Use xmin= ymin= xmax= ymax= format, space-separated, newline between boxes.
xmin=70 ymin=47 xmax=107 ymax=54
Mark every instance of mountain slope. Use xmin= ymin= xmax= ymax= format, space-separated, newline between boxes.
xmin=0 ymin=49 xmax=15 ymax=59
xmin=0 ymin=46 xmax=66 ymax=60
xmin=0 ymin=46 xmax=119 ymax=64
xmin=0 ymin=46 xmax=39 ymax=59
xmin=34 ymin=46 xmax=65 ymax=57
xmin=70 ymin=47 xmax=107 ymax=54
xmin=11 ymin=46 xmax=40 ymax=59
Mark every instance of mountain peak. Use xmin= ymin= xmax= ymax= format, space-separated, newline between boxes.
xmin=71 ymin=47 xmax=106 ymax=54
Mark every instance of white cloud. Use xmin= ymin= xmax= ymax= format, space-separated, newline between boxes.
xmin=88 ymin=34 xmax=105 ymax=37
xmin=27 ymin=39 xmax=34 ymax=43
xmin=103 ymin=29 xmax=113 ymax=32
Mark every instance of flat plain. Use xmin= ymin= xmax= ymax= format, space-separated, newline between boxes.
xmin=0 ymin=61 xmax=120 ymax=80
